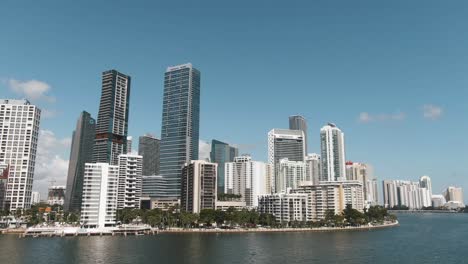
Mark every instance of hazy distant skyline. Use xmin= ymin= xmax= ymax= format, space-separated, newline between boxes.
xmin=1 ymin=1 xmax=467 ymax=200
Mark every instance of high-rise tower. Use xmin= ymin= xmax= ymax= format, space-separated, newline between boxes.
xmin=93 ymin=70 xmax=131 ymax=165
xmin=320 ymin=123 xmax=346 ymax=182
xmin=159 ymin=63 xmax=200 ymax=197
xmin=138 ymin=134 xmax=160 ymax=176
xmin=210 ymin=139 xmax=238 ymax=194
xmin=289 ymin=115 xmax=308 ymax=153
xmin=64 ymin=111 xmax=96 ymax=212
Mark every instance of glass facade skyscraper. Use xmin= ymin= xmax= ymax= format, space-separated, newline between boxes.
xmin=93 ymin=69 xmax=131 ymax=165
xmin=210 ymin=139 xmax=238 ymax=194
xmin=159 ymin=63 xmax=200 ymax=197
xmin=64 ymin=111 xmax=96 ymax=212
xmin=289 ymin=115 xmax=308 ymax=154
xmin=138 ymin=134 xmax=160 ymax=176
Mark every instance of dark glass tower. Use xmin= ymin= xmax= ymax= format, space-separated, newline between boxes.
xmin=289 ymin=115 xmax=308 ymax=154
xmin=159 ymin=63 xmax=200 ymax=197
xmin=210 ymin=139 xmax=238 ymax=194
xmin=64 ymin=111 xmax=96 ymax=212
xmin=93 ymin=70 xmax=131 ymax=165
xmin=138 ymin=134 xmax=160 ymax=175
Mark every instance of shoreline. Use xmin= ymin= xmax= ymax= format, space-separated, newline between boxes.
xmin=157 ymin=221 xmax=399 ymax=234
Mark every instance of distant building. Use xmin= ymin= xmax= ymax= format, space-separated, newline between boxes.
xmin=0 ymin=99 xmax=41 ymax=211
xmin=93 ymin=70 xmax=131 ymax=165
xmin=31 ymin=192 xmax=41 ymax=205
xmin=275 ymin=158 xmax=307 ymax=193
xmin=258 ymin=190 xmax=308 ymax=224
xmin=431 ymin=195 xmax=446 ymax=208
xmin=180 ymin=160 xmax=217 ymax=213
xmin=159 ymin=63 xmax=200 ymax=197
xmin=382 ymin=180 xmax=431 ymax=209
xmin=346 ymin=162 xmax=378 ymax=206
xmin=47 ymin=186 xmax=66 ymax=205
xmin=215 ymin=200 xmax=247 ymax=211
xmin=289 ymin=115 xmax=308 ymax=153
xmin=443 ymin=186 xmax=464 ymax=208
xmin=268 ymin=129 xmax=305 ymax=192
xmin=80 ymin=163 xmax=119 ymax=228
xmin=320 ymin=123 xmax=346 ymax=182
xmin=305 ymin=154 xmax=321 ymax=185
xmin=420 ymin=176 xmax=432 ymax=197
xmin=140 ymin=196 xmax=179 ymax=211
xmin=64 ymin=111 xmax=96 ymax=212
xmin=117 ymin=154 xmax=143 ymax=209
xmin=224 ymin=155 xmax=269 ymax=207
xmin=294 ymin=180 xmax=364 ymax=221
xmin=126 ymin=136 xmax=133 ymax=153
xmin=210 ymin=139 xmax=238 ymax=194
xmin=138 ymin=135 xmax=160 ymax=176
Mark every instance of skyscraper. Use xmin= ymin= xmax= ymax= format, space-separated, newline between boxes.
xmin=305 ymin=154 xmax=321 ymax=185
xmin=320 ymin=123 xmax=346 ymax=182
xmin=180 ymin=160 xmax=217 ymax=213
xmin=0 ymin=99 xmax=41 ymax=211
xmin=289 ymin=115 xmax=308 ymax=153
xmin=93 ymin=70 xmax=131 ymax=165
xmin=210 ymin=139 xmax=238 ymax=194
xmin=419 ymin=175 xmax=432 ymax=197
xmin=275 ymin=158 xmax=307 ymax=193
xmin=138 ymin=134 xmax=160 ymax=176
xmin=64 ymin=111 xmax=96 ymax=212
xmin=159 ymin=63 xmax=200 ymax=197
xmin=268 ymin=129 xmax=305 ymax=192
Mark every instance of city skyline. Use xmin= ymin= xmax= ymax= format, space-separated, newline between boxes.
xmin=1 ymin=1 xmax=468 ymax=200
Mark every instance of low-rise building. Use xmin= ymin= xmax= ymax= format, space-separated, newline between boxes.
xmin=258 ymin=190 xmax=308 ymax=224
xmin=180 ymin=160 xmax=217 ymax=213
xmin=215 ymin=200 xmax=247 ymax=211
xmin=47 ymin=186 xmax=66 ymax=206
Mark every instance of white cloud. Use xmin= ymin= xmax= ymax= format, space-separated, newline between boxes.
xmin=199 ymin=140 xmax=211 ymax=161
xmin=7 ymin=79 xmax=56 ymax=103
xmin=358 ymin=112 xmax=406 ymax=123
xmin=34 ymin=130 xmax=71 ymax=197
xmin=422 ymin=104 xmax=443 ymax=120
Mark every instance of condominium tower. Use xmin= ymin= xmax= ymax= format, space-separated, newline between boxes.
xmin=159 ymin=63 xmax=200 ymax=197
xmin=138 ymin=134 xmax=160 ymax=176
xmin=320 ymin=123 xmax=346 ymax=182
xmin=93 ymin=70 xmax=131 ymax=165
xmin=64 ymin=111 xmax=96 ymax=212
xmin=180 ymin=160 xmax=217 ymax=213
xmin=210 ymin=139 xmax=238 ymax=194
xmin=268 ymin=129 xmax=305 ymax=192
xmin=0 ymin=99 xmax=41 ymax=211
xmin=117 ymin=154 xmax=143 ymax=209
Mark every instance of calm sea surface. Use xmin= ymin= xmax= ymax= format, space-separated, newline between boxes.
xmin=1 ymin=213 xmax=467 ymax=264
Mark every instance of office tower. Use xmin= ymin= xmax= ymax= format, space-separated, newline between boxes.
xmin=382 ymin=180 xmax=431 ymax=209
xmin=126 ymin=136 xmax=133 ymax=153
xmin=180 ymin=160 xmax=216 ymax=213
xmin=80 ymin=163 xmax=119 ymax=228
xmin=268 ymin=129 xmax=305 ymax=192
xmin=289 ymin=115 xmax=308 ymax=153
xmin=64 ymin=111 xmax=96 ymax=212
xmin=93 ymin=70 xmax=131 ymax=165
xmin=210 ymin=139 xmax=238 ymax=194
xmin=443 ymin=186 xmax=464 ymax=208
xmin=305 ymin=154 xmax=321 ymax=185
xmin=0 ymin=99 xmax=41 ymax=211
xmin=117 ymin=154 xmax=143 ymax=209
xmin=31 ymin=191 xmax=40 ymax=205
xmin=47 ymin=186 xmax=65 ymax=205
xmin=320 ymin=123 xmax=346 ymax=182
xmin=258 ymin=190 xmax=308 ymax=224
xmin=138 ymin=134 xmax=160 ymax=176
xmin=294 ymin=180 xmax=364 ymax=221
xmin=141 ymin=175 xmax=173 ymax=198
xmin=419 ymin=175 xmax=432 ymax=196
xmin=224 ymin=155 xmax=269 ymax=207
xmin=160 ymin=63 xmax=200 ymax=197
xmin=275 ymin=158 xmax=307 ymax=193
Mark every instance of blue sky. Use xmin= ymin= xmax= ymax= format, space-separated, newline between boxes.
xmin=1 ymin=0 xmax=468 ymax=200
